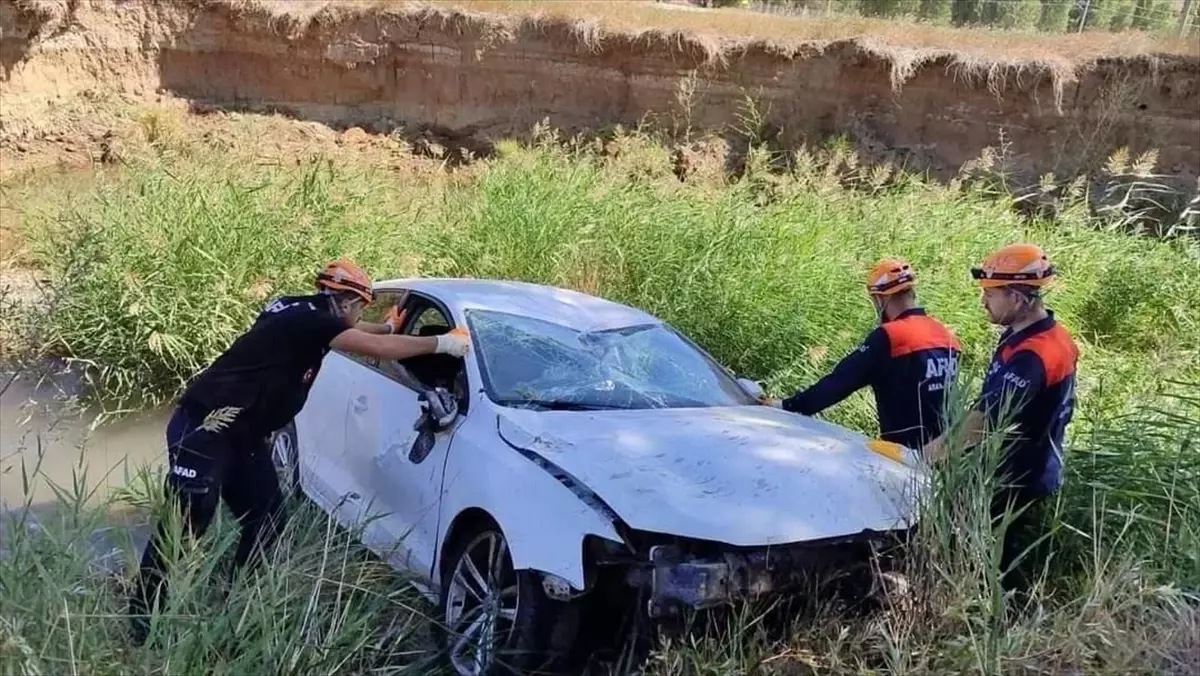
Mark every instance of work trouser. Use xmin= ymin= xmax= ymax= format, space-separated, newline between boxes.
xmin=991 ymin=489 xmax=1050 ymax=596
xmin=127 ymin=403 xmax=285 ymax=640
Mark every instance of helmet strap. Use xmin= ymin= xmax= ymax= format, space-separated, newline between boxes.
xmin=1003 ymin=286 xmax=1047 ymax=330
xmin=320 ymin=289 xmax=355 ymax=319
xmin=872 ymin=294 xmax=893 ymax=323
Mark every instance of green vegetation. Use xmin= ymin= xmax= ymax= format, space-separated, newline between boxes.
xmin=1133 ymin=0 xmax=1173 ymax=30
xmin=918 ymin=0 xmax=954 ymax=24
xmin=984 ymin=0 xmax=1043 ymax=30
xmin=0 ymin=472 xmax=436 ymax=674
xmin=860 ymin=0 xmax=907 ymax=19
xmin=753 ymin=0 xmax=1192 ymax=34
xmin=14 ymin=132 xmax=1199 ymax=422
xmin=1038 ymin=0 xmax=1074 ymax=31
xmin=3 ymin=126 xmax=1198 ymax=673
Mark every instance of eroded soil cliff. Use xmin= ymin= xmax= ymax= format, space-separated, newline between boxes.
xmin=2 ymin=0 xmax=1198 ymax=186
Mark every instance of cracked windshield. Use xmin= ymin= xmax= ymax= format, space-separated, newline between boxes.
xmin=467 ymin=310 xmax=754 ymax=410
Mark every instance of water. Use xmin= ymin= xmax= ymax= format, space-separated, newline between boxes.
xmin=0 ymin=364 xmax=170 ymax=511
xmin=0 ymin=364 xmax=168 ymax=567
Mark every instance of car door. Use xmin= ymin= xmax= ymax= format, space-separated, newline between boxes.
xmin=295 ymin=348 xmax=359 ymax=521
xmin=340 ymin=290 xmax=467 ymax=581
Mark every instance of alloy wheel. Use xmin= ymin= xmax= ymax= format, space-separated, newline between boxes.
xmin=444 ymin=530 xmax=520 ymax=675
xmin=270 ymin=427 xmax=297 ymax=497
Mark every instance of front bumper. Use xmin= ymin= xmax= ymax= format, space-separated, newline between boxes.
xmin=625 ymin=532 xmax=908 ymax=619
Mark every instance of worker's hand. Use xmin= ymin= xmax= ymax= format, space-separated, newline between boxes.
xmin=758 ymin=395 xmax=782 ymax=409
xmin=384 ymin=305 xmax=405 ymax=334
xmin=922 ymin=437 xmax=946 ymax=463
xmin=435 ymin=329 xmax=470 ymax=357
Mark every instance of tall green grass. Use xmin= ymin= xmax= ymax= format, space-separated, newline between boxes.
xmin=0 ymin=469 xmax=438 ymax=675
xmin=5 ymin=129 xmax=1198 ymax=673
xmin=18 ymin=133 xmax=1199 ymax=427
xmin=640 ymin=387 xmax=1199 ymax=674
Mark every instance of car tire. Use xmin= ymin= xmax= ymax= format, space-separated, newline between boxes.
xmin=433 ymin=520 xmax=580 ymax=675
xmin=267 ymin=420 xmax=302 ymax=502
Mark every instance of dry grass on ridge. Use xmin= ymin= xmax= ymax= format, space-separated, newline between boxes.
xmin=211 ymin=0 xmax=1200 ymax=65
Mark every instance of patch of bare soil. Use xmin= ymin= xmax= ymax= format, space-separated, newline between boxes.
xmin=0 ymin=95 xmax=472 ymax=183
xmin=0 ymin=0 xmax=1197 ymax=189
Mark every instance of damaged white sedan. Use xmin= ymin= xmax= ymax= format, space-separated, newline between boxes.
xmin=271 ymin=278 xmax=926 ymax=675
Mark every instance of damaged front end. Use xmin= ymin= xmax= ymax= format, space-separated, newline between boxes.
xmin=607 ymin=528 xmax=912 ymax=619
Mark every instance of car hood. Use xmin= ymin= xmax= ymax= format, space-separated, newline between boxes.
xmin=494 ymin=404 xmax=927 ymax=547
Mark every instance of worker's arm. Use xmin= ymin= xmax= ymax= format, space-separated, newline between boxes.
xmin=924 ymin=351 xmax=1044 ymax=462
xmin=353 ymin=321 xmax=393 ymax=335
xmin=780 ymin=328 xmax=887 ymax=416
xmin=354 ymin=305 xmax=405 ymax=335
xmin=923 ymin=409 xmax=985 ymax=462
xmin=329 ymin=328 xmax=470 ymax=361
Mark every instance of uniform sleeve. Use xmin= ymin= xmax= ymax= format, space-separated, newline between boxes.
xmin=781 ymin=328 xmax=888 ymax=416
xmin=291 ymin=308 xmax=352 ymax=349
xmin=976 ymin=350 xmax=1045 ymax=424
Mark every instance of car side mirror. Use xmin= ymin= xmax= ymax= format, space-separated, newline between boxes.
xmin=410 ymin=388 xmax=459 ymax=464
xmin=414 ymin=387 xmax=460 ymax=433
xmin=736 ymin=377 xmax=764 ymax=400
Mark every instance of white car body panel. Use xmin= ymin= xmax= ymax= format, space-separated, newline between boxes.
xmin=295 ymin=353 xmax=356 ymax=516
xmin=495 ymin=405 xmax=921 ymax=547
xmin=405 ymin=279 xmax=661 ymax=333
xmin=341 ymin=362 xmax=453 ymax=576
xmin=298 ymin=355 xmax=452 ymax=579
xmin=294 ymin=278 xmax=927 ymax=599
xmin=433 ymin=405 xmax=626 ymax=589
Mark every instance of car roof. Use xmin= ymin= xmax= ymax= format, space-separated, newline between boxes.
xmin=374 ymin=277 xmax=662 ymax=331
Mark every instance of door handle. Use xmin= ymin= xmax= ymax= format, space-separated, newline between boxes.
xmin=353 ymin=396 xmax=368 ymax=414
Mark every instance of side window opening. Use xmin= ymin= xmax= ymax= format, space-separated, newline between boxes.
xmin=369 ymin=295 xmax=468 ymax=403
xmin=337 ymin=290 xmax=406 ymax=369
xmin=334 ymin=290 xmax=468 ymax=409
xmin=410 ymin=306 xmax=450 ymax=336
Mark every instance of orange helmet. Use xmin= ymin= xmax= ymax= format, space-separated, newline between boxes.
xmin=315 ymin=258 xmax=374 ymax=303
xmin=971 ymin=243 xmax=1055 ymax=289
xmin=866 ymin=258 xmax=917 ymax=296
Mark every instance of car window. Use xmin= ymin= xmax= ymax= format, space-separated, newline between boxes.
xmin=378 ymin=297 xmax=465 ymax=395
xmin=360 ymin=290 xmax=405 ymax=325
xmin=466 ymin=309 xmax=754 ymax=410
xmin=409 ymin=306 xmax=450 ymax=336
xmin=337 ymin=290 xmax=406 ymax=369
xmin=329 ymin=290 xmax=468 ymax=403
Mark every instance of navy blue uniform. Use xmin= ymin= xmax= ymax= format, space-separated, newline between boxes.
xmin=975 ymin=309 xmax=1078 ymax=592
xmin=129 ymin=294 xmax=350 ymax=641
xmin=976 ymin=310 xmax=1078 ymax=500
xmin=180 ymin=294 xmax=352 ymax=437
xmin=782 ymin=308 xmax=962 ymax=450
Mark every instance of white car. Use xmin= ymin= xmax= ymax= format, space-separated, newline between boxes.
xmin=269 ymin=278 xmax=925 ymax=675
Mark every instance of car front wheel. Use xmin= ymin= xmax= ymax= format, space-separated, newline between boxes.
xmin=267 ymin=420 xmax=302 ymax=502
xmin=434 ymin=522 xmax=579 ymax=675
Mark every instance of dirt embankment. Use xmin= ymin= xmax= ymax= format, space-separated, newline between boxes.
xmin=1 ymin=0 xmax=1198 ymax=187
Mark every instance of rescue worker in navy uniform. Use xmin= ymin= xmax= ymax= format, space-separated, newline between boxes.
xmin=923 ymin=243 xmax=1079 ymax=595
xmin=127 ymin=259 xmax=470 ymax=645
xmin=764 ymin=258 xmax=962 ymax=452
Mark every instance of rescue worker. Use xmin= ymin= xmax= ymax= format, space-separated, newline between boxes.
xmin=127 ymin=259 xmax=470 ymax=645
xmin=922 ymin=243 xmax=1079 ymax=595
xmin=766 ymin=258 xmax=961 ymax=451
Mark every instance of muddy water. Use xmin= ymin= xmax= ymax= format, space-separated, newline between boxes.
xmin=0 ymin=364 xmax=169 ymax=512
